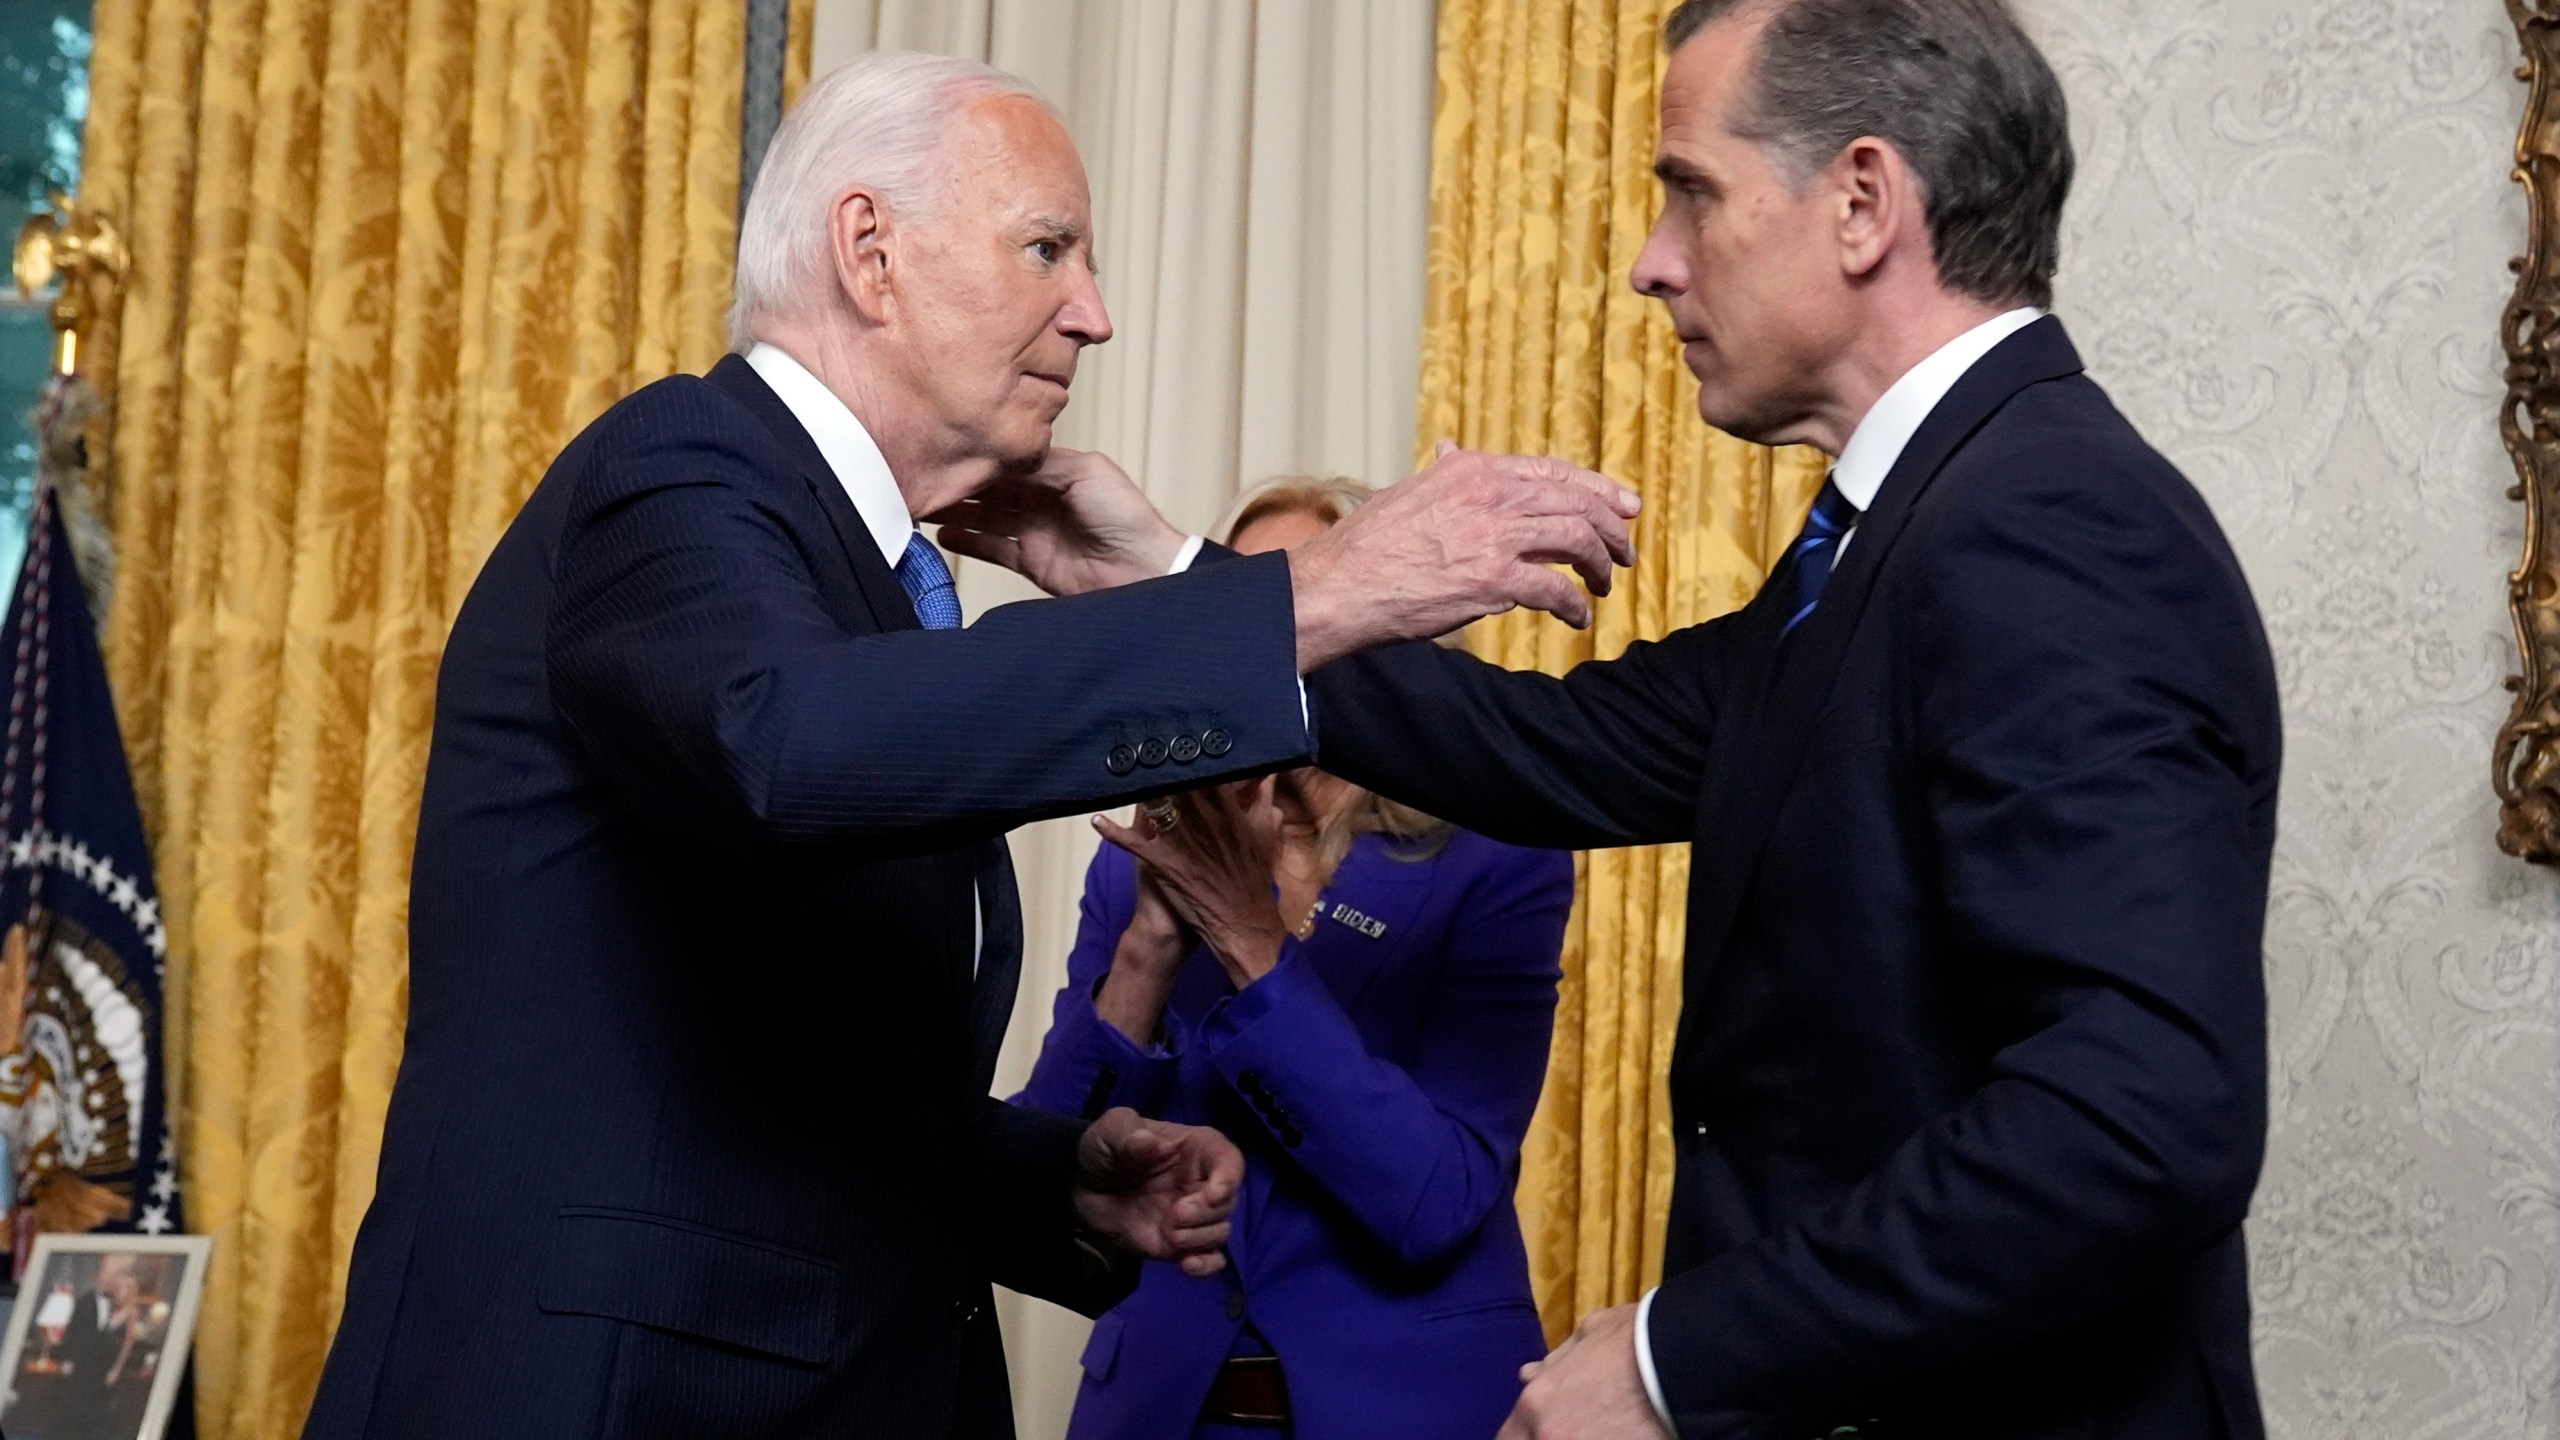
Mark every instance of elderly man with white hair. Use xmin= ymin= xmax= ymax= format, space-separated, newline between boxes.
xmin=301 ymin=49 xmax=1638 ymax=1440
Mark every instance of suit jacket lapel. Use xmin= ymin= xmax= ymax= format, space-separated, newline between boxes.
xmin=1671 ymin=318 xmax=2088 ymax=1098
xmin=708 ymin=356 xmax=1006 ymax=1082
xmin=705 ymin=354 xmax=922 ymax=634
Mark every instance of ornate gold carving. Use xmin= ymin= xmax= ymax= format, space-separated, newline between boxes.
xmin=13 ymin=192 xmax=123 ymax=378
xmin=2497 ymin=3 xmax=2560 ymax=860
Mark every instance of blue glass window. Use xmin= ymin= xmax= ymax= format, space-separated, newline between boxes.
xmin=0 ymin=5 xmax=93 ymax=603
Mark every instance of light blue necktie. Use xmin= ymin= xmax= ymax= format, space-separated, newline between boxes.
xmin=895 ymin=532 xmax=962 ymax=631
xmin=1780 ymin=477 xmax=1861 ymax=639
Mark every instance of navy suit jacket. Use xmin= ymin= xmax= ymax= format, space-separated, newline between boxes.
xmin=302 ymin=355 xmax=1311 ymax=1440
xmin=1310 ymin=320 xmax=2279 ymax=1440
xmin=1018 ymin=830 xmax=1571 ymax=1439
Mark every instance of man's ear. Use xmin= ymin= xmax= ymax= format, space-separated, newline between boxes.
xmin=1834 ymin=136 xmax=1916 ymax=282
xmin=829 ymin=189 xmax=894 ymax=325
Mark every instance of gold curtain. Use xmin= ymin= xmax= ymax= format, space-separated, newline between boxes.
xmin=76 ymin=0 xmax=798 ymax=1433
xmin=1418 ymin=0 xmax=1828 ymax=1343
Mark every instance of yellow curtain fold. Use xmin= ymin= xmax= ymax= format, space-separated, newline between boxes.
xmin=1419 ymin=0 xmax=1828 ymax=1344
xmin=79 ymin=1 xmax=780 ymax=1434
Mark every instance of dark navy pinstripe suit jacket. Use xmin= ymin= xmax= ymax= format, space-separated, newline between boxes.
xmin=302 ymin=356 xmax=1310 ymax=1440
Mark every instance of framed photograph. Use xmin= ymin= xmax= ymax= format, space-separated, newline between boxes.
xmin=0 ymin=1233 xmax=211 ymax=1440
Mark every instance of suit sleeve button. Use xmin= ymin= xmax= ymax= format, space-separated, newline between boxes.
xmin=1225 ymin=1292 xmax=1246 ymax=1320
xmin=1169 ymin=734 xmax=1202 ymax=764
xmin=1200 ymin=728 xmax=1233 ymax=757
xmin=1278 ymin=1126 xmax=1304 ymax=1148
xmin=1107 ymin=744 xmax=1138 ymax=776
xmin=1137 ymin=737 xmax=1170 ymax=767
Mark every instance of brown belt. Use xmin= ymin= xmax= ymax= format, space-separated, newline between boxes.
xmin=1200 ymin=1354 xmax=1290 ymax=1427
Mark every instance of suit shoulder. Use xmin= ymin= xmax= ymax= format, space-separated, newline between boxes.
xmin=1893 ymin=373 xmax=2280 ymax=757
xmin=1912 ymin=375 xmax=2251 ymax=585
xmin=553 ymin=371 xmax=812 ymax=533
xmin=1954 ymin=375 xmax=2206 ymax=514
xmin=1944 ymin=375 xmax=2159 ymax=482
xmin=578 ymin=372 xmax=777 ymax=462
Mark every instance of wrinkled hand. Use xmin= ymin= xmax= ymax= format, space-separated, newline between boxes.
xmin=1073 ymin=1107 xmax=1244 ymax=1278
xmin=1290 ymin=442 xmax=1642 ymax=670
xmin=1092 ymin=864 xmax=1190 ymax=1047
xmin=1093 ymin=781 xmax=1289 ymax=987
xmin=1121 ymin=863 xmax=1189 ymax=977
xmin=933 ymin=448 xmax=1187 ymax=595
xmin=1500 ymin=1303 xmax=1671 ymax=1440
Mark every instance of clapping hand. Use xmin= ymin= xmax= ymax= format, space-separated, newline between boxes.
xmin=1072 ymin=1106 xmax=1244 ymax=1278
xmin=1093 ymin=780 xmax=1290 ymax=988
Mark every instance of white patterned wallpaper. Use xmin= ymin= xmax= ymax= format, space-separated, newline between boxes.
xmin=2017 ymin=1 xmax=2558 ymax=1434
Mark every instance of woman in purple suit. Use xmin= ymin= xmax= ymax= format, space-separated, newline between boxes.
xmin=1016 ymin=477 xmax=1574 ymax=1439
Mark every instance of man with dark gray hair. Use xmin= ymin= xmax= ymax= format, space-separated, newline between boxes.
xmin=971 ymin=0 xmax=2275 ymax=1436
xmin=1446 ymin=1 xmax=2273 ymax=1433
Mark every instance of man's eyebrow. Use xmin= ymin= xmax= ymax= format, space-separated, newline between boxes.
xmin=1025 ymin=214 xmax=1086 ymax=244
xmin=1654 ymin=155 xmax=1716 ymax=191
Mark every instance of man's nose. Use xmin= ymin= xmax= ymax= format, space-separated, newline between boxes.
xmin=1630 ymin=223 xmax=1688 ymax=301
xmin=1061 ymin=265 xmax=1113 ymax=345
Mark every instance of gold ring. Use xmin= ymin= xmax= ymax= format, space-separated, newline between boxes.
xmin=1141 ymin=799 xmax=1179 ymax=831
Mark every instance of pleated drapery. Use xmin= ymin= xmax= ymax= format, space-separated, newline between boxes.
xmin=809 ymin=5 xmax=1439 ymax=1425
xmin=1419 ymin=0 xmax=1829 ymax=1344
xmin=78 ymin=0 xmax=774 ymax=1433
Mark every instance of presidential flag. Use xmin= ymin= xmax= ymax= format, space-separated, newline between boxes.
xmin=0 ymin=482 xmax=179 ymax=1260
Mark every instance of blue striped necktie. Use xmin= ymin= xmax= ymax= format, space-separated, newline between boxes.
xmin=1781 ymin=477 xmax=1861 ymax=639
xmin=895 ymin=532 xmax=963 ymax=630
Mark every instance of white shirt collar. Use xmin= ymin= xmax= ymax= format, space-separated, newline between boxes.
xmin=743 ymin=342 xmax=914 ymax=569
xmin=1829 ymin=306 xmax=2046 ymax=514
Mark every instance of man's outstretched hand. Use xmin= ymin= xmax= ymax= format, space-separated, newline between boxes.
xmin=1072 ymin=1107 xmax=1243 ymax=1278
xmin=1291 ymin=441 xmax=1640 ymax=670
xmin=937 ymin=441 xmax=1641 ymax=670
xmin=935 ymin=448 xmax=1188 ymax=596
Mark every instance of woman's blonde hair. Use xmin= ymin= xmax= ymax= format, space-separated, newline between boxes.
xmin=1223 ymin=476 xmax=1453 ymax=871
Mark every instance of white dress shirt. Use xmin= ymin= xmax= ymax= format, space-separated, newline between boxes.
xmin=745 ymin=343 xmax=916 ymax=570
xmin=1826 ymin=305 xmax=2045 ymax=560
xmin=1632 ymin=304 xmax=2046 ymax=1428
xmin=742 ymin=342 xmax=1214 ymax=979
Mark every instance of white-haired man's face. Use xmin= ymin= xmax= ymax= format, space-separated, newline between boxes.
xmin=859 ymin=94 xmax=1112 ymax=478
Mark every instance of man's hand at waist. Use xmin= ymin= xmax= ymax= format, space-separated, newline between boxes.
xmin=1071 ymin=1107 xmax=1243 ymax=1278
xmin=1501 ymin=1301 xmax=1675 ymax=1440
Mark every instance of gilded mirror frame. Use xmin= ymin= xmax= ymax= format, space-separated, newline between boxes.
xmin=2498 ymin=1 xmax=2560 ymax=860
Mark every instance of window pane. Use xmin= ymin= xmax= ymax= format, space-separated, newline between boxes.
xmin=0 ymin=4 xmax=93 ymax=604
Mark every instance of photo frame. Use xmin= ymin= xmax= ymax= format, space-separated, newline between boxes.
xmin=2498 ymin=0 xmax=2560 ymax=860
xmin=0 ymin=1233 xmax=211 ymax=1440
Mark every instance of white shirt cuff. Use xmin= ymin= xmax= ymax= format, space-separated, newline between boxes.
xmin=1165 ymin=532 xmax=1309 ymax=730
xmin=1634 ymin=1287 xmax=1674 ymax=1428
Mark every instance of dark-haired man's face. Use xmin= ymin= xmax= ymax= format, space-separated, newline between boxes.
xmin=1631 ymin=16 xmax=1858 ymax=448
